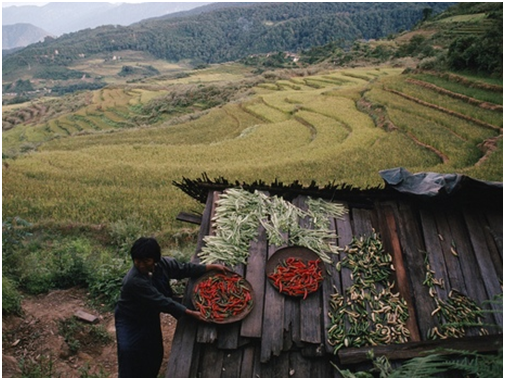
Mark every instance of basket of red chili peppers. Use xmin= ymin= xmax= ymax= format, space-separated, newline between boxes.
xmin=266 ymin=246 xmax=325 ymax=299
xmin=192 ymin=271 xmax=254 ymax=324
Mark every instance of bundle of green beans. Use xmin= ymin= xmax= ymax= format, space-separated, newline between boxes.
xmin=198 ymin=188 xmax=347 ymax=266
xmin=306 ymin=197 xmax=347 ymax=230
xmin=327 ymin=230 xmax=410 ymax=353
xmin=288 ymin=226 xmax=338 ymax=263
xmin=199 ymin=188 xmax=263 ymax=266
xmin=259 ymin=193 xmax=306 ymax=247
xmin=286 ymin=196 xmax=346 ymax=261
xmin=422 ymin=251 xmax=487 ymax=339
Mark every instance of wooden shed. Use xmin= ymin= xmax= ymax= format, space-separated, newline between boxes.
xmin=167 ymin=171 xmax=502 ymax=377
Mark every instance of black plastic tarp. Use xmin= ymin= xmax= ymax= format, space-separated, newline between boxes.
xmin=379 ymin=167 xmax=503 ymax=199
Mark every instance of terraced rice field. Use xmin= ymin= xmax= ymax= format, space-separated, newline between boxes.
xmin=2 ymin=66 xmax=502 ymax=234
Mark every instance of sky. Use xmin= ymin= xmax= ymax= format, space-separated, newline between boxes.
xmin=2 ymin=2 xmax=48 ymax=6
xmin=2 ymin=1 xmax=161 ymax=7
xmin=1 ymin=1 xmax=295 ymax=7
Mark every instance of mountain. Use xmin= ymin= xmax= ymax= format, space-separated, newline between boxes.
xmin=2 ymin=23 xmax=53 ymax=49
xmin=1 ymin=2 xmax=211 ymax=36
xmin=3 ymin=2 xmax=455 ymax=75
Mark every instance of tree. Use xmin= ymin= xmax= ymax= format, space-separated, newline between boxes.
xmin=447 ymin=36 xmax=479 ymax=71
xmin=422 ymin=7 xmax=433 ymax=21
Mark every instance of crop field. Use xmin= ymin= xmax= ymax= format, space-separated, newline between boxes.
xmin=69 ymin=50 xmax=190 ymax=84
xmin=412 ymin=73 xmax=503 ymax=104
xmin=437 ymin=13 xmax=488 ymax=23
xmin=2 ymin=65 xmax=502 ymax=236
xmin=382 ymin=76 xmax=502 ymax=126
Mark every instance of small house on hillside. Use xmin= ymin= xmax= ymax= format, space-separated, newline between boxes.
xmin=167 ymin=169 xmax=502 ymax=377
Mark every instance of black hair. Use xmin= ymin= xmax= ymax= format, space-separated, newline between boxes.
xmin=130 ymin=237 xmax=161 ymax=263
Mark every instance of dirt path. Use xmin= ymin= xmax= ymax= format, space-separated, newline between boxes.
xmin=2 ymin=287 xmax=177 ymax=378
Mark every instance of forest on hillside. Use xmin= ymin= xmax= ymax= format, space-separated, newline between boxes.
xmin=2 ymin=2 xmax=454 ymax=73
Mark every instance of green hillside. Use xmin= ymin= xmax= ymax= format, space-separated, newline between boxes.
xmin=3 ymin=2 xmax=501 ymax=107
xmin=2 ymin=2 xmax=454 ymax=79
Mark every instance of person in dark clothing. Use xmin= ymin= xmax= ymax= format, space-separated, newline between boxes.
xmin=115 ymin=237 xmax=228 ymax=378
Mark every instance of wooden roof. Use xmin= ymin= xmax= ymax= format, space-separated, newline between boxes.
xmin=166 ymin=183 xmax=502 ymax=378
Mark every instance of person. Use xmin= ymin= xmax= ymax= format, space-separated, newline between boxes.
xmin=114 ymin=236 xmax=229 ymax=378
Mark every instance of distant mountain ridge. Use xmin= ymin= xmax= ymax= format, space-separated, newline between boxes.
xmin=2 ymin=2 xmax=211 ymax=36
xmin=2 ymin=23 xmax=52 ymax=50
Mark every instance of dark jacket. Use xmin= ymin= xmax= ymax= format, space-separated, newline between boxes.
xmin=116 ymin=257 xmax=207 ymax=320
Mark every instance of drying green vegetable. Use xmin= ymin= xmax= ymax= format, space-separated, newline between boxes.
xmin=260 ymin=193 xmax=306 ymax=246
xmin=422 ymin=251 xmax=488 ymax=339
xmin=198 ymin=188 xmax=347 ymax=266
xmin=327 ymin=230 xmax=410 ymax=353
xmin=289 ymin=226 xmax=338 ymax=263
xmin=199 ymin=188 xmax=263 ymax=265
xmin=306 ymin=196 xmax=347 ymax=230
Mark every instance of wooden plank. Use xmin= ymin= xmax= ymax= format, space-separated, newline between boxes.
xmin=193 ymin=190 xmax=216 ymax=257
xmin=300 ymin=343 xmax=325 ymax=357
xmin=323 ymin=216 xmax=341 ymax=353
xmin=446 ymin=208 xmax=491 ymax=301
xmin=483 ymin=226 xmax=503 ymax=279
xmin=176 ymin=211 xmax=202 ymax=225
xmin=484 ymin=210 xmax=503 ymax=260
xmin=196 ymin=325 xmax=218 ymax=343
xmin=432 ymin=206 xmax=468 ymax=295
xmin=339 ymin=334 xmax=503 ymax=365
xmin=444 ymin=207 xmax=495 ymax=335
xmin=198 ymin=344 xmax=224 ymax=378
xmin=419 ymin=207 xmax=451 ymax=300
xmin=240 ymin=345 xmax=257 ymax=378
xmin=208 ymin=190 xmax=220 ymax=236
xmin=283 ymin=296 xmax=300 ymax=350
xmin=482 ymin=211 xmax=503 ymax=279
xmin=395 ymin=201 xmax=434 ymax=341
xmin=294 ymin=196 xmax=322 ymax=345
xmin=299 ymin=281 xmax=322 ymax=343
xmin=260 ymin=242 xmax=286 ymax=363
xmin=259 ymin=351 xmax=290 ymax=377
xmin=335 ymin=204 xmax=354 ymax=291
xmin=241 ymin=224 xmax=267 ymax=338
xmin=334 ymin=204 xmax=355 ymax=336
xmin=216 ymin=323 xmax=242 ymax=349
xmin=310 ymin=356 xmax=339 ymax=378
xmin=196 ymin=191 xmax=220 ymax=343
xmin=462 ymin=206 xmax=503 ymax=326
xmin=187 ymin=342 xmax=202 ymax=378
xmin=376 ymin=202 xmax=421 ymax=342
xmin=165 ymin=317 xmax=200 ymax=377
xmin=221 ymin=347 xmax=243 ymax=377
xmin=167 ymin=190 xmax=216 ymax=378
xmin=351 ymin=207 xmax=374 ymax=236
xmin=289 ymin=351 xmax=311 ymax=378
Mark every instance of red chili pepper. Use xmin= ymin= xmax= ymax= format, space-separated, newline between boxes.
xmin=268 ymin=258 xmax=323 ymax=298
xmin=194 ymin=273 xmax=253 ymax=321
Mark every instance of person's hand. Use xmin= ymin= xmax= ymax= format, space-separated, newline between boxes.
xmin=206 ymin=264 xmax=232 ymax=273
xmin=185 ymin=308 xmax=208 ymax=322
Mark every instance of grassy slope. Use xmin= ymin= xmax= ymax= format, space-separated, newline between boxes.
xmin=3 ymin=65 xmax=502 ymax=234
